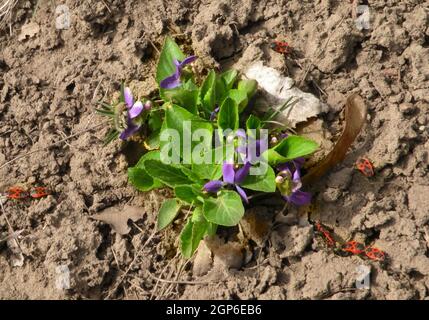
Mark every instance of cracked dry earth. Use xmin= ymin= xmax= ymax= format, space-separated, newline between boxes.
xmin=0 ymin=0 xmax=428 ymax=300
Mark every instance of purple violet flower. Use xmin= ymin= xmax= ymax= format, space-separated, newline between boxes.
xmin=119 ymin=87 xmax=149 ymax=140
xmin=119 ymin=117 xmax=141 ymax=140
xmin=235 ymin=130 xmax=268 ymax=164
xmin=276 ymin=158 xmax=311 ymax=206
xmin=203 ymin=180 xmax=224 ymax=193
xmin=160 ymin=55 xmax=197 ymax=89
xmin=203 ymin=161 xmax=252 ymax=203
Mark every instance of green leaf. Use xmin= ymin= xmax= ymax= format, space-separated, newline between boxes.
xmin=134 ymin=150 xmax=161 ymax=168
xmin=157 ymin=199 xmax=181 ymax=231
xmin=206 ymin=223 xmax=218 ymax=236
xmin=214 ymin=70 xmax=238 ymax=106
xmin=95 ymin=108 xmax=114 ymax=117
xmin=163 ymin=82 xmax=199 ymax=115
xmin=174 ymin=185 xmax=203 ymax=204
xmin=165 ymin=104 xmax=213 ymax=161
xmin=148 ymin=110 xmax=163 ymax=132
xmin=264 ymin=135 xmax=319 ymax=166
xmin=217 ymin=97 xmax=239 ymax=131
xmin=191 ymin=146 xmax=225 ymax=180
xmin=215 ymin=76 xmax=227 ymax=105
xmin=200 ymin=70 xmax=216 ymax=111
xmin=119 ymin=82 xmax=125 ymax=103
xmin=262 ymin=97 xmax=297 ymax=124
xmin=180 ymin=166 xmax=205 ymax=184
xmin=128 ymin=167 xmax=162 ymax=191
xmin=156 ymin=37 xmax=186 ymax=86
xmin=144 ymin=160 xmax=194 ymax=187
xmin=246 ymin=115 xmax=261 ymax=139
xmin=180 ymin=208 xmax=208 ymax=258
xmin=246 ymin=115 xmax=261 ymax=130
xmin=128 ymin=151 xmax=163 ymax=191
xmin=240 ymin=165 xmax=276 ymax=192
xmin=191 ymin=206 xmax=205 ymax=222
xmin=203 ymin=190 xmax=244 ymax=227
xmin=238 ymin=79 xmax=257 ymax=99
xmin=228 ymin=89 xmax=248 ymax=113
xmin=144 ymin=130 xmax=160 ymax=150
xmin=221 ymin=69 xmax=238 ymax=90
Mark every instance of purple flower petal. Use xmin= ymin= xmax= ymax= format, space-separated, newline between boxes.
xmin=129 ymin=101 xmax=144 ymax=119
xmin=236 ymin=145 xmax=247 ymax=155
xmin=160 ymin=74 xmax=181 ymax=89
xmin=280 ymin=133 xmax=288 ymax=139
xmin=291 ymin=169 xmax=302 ymax=192
xmin=257 ymin=139 xmax=268 ymax=156
xmin=124 ymin=87 xmax=134 ymax=108
xmin=179 ymin=55 xmax=197 ymax=67
xmin=173 ymin=59 xmax=181 ymax=67
xmin=244 ymin=138 xmax=269 ymax=163
xmin=235 ymin=185 xmax=249 ymax=203
xmin=277 ymin=163 xmax=292 ymax=173
xmin=234 ymin=162 xmax=251 ymax=184
xmin=119 ymin=122 xmax=140 ymax=140
xmin=203 ymin=180 xmax=223 ymax=193
xmin=284 ymin=190 xmax=311 ymax=206
xmin=222 ymin=162 xmax=235 ymax=184
xmin=292 ymin=167 xmax=301 ymax=183
xmin=235 ymin=129 xmax=247 ymax=138
xmin=160 ymin=56 xmax=197 ymax=89
xmin=293 ymin=157 xmax=305 ymax=169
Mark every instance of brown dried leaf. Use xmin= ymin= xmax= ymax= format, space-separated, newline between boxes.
xmin=91 ymin=205 xmax=144 ymax=235
xmin=302 ymin=93 xmax=367 ymax=185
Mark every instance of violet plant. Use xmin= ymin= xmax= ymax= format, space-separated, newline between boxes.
xmin=100 ymin=37 xmax=319 ymax=257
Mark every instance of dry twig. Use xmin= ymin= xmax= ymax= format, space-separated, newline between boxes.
xmin=0 ymin=0 xmax=17 ymax=32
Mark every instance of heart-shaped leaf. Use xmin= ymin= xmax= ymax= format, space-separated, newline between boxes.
xmin=203 ymin=190 xmax=244 ymax=227
xmin=265 ymin=135 xmax=318 ymax=166
xmin=174 ymin=185 xmax=203 ymax=204
xmin=128 ymin=151 xmax=163 ymax=191
xmin=240 ymin=165 xmax=276 ymax=193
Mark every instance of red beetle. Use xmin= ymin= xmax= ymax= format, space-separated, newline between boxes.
xmin=364 ymin=247 xmax=386 ymax=261
xmin=7 ymin=187 xmax=28 ymax=200
xmin=356 ymin=157 xmax=375 ymax=177
xmin=30 ymin=187 xmax=49 ymax=199
xmin=314 ymin=222 xmax=336 ymax=247
xmin=270 ymin=40 xmax=291 ymax=55
xmin=341 ymin=241 xmax=365 ymax=255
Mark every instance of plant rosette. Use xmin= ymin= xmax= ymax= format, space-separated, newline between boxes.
xmin=99 ymin=37 xmax=319 ymax=258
